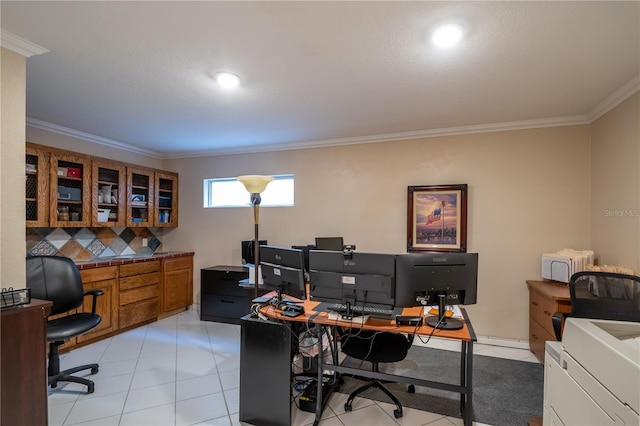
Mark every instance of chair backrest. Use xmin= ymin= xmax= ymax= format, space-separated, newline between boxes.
xmin=569 ymin=271 xmax=640 ymax=323
xmin=26 ymin=255 xmax=84 ymax=316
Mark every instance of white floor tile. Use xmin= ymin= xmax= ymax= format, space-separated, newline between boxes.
xmin=68 ymin=414 xmax=122 ymax=425
xmin=63 ymin=391 xmax=127 ymax=425
xmin=124 ymin=382 xmax=176 ymax=413
xmin=175 ymin=393 xmax=229 ymax=426
xmin=120 ymin=402 xmax=175 ymax=426
xmin=218 ymin=368 xmax=239 ymax=391
xmin=177 ymin=358 xmax=218 ymax=381
xmin=48 ymin=401 xmax=75 ymax=426
xmin=76 ymin=373 xmax=132 ymax=400
xmin=337 ymin=403 xmax=400 ymax=426
xmin=176 ymin=373 xmax=222 ymax=401
xmin=130 ymin=367 xmax=176 ymax=390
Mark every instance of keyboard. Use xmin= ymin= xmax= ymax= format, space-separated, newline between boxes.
xmin=324 ymin=303 xmax=394 ymax=319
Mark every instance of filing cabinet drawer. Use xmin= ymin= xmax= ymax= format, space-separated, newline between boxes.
xmin=201 ymin=294 xmax=250 ymax=324
xmin=120 ymin=284 xmax=159 ymax=306
xmin=119 ymin=297 xmax=159 ymax=329
xmin=120 ymin=272 xmax=160 ymax=290
xmin=201 ymin=266 xmax=248 ymax=296
xmin=120 ymin=261 xmax=160 ymax=277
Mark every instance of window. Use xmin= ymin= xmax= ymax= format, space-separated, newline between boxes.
xmin=203 ymin=174 xmax=294 ymax=208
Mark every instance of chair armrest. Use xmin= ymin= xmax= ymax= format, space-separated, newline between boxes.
xmin=83 ymin=289 xmax=105 ymax=314
xmin=551 ymin=312 xmax=568 ymax=341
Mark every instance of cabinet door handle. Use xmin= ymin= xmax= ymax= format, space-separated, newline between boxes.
xmin=220 ymin=299 xmax=234 ymax=304
xmin=531 ymin=301 xmax=538 ymax=306
xmin=531 ymin=334 xmax=538 ymax=340
xmin=543 ymin=310 xmax=551 ymax=316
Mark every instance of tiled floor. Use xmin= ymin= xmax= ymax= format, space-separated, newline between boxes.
xmin=48 ymin=307 xmax=539 ymax=426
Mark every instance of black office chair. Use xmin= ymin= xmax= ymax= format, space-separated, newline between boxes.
xmin=26 ymin=256 xmax=103 ymax=393
xmin=340 ymin=329 xmax=414 ymax=418
xmin=552 ymin=271 xmax=640 ymax=340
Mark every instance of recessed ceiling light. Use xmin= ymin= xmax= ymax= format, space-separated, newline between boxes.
xmin=215 ymin=72 xmax=240 ymax=89
xmin=431 ymin=24 xmax=464 ymax=48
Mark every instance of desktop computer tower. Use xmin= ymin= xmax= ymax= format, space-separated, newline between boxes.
xmin=239 ymin=315 xmax=293 ymax=426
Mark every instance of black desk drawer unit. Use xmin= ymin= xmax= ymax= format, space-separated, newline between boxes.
xmin=201 ymin=265 xmax=254 ymax=324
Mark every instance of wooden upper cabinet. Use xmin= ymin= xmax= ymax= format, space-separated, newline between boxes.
xmin=25 ymin=146 xmax=50 ymax=227
xmin=127 ymin=167 xmax=155 ymax=227
xmin=92 ymin=160 xmax=126 ymax=227
xmin=155 ymin=172 xmax=178 ymax=227
xmin=49 ymin=152 xmax=92 ymax=228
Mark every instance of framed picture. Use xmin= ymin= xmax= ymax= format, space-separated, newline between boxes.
xmin=407 ymin=184 xmax=468 ymax=253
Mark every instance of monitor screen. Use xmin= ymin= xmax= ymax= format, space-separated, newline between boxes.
xmin=259 ymin=245 xmax=306 ymax=302
xmin=395 ymin=252 xmax=478 ymax=308
xmin=314 ymin=237 xmax=344 ymax=251
xmin=242 ymin=240 xmax=268 ymax=265
xmin=309 ymin=250 xmax=396 ymax=312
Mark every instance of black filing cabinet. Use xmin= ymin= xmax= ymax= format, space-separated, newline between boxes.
xmin=201 ymin=265 xmax=257 ymax=324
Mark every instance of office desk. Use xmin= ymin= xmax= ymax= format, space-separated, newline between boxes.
xmin=259 ymin=296 xmax=477 ymax=426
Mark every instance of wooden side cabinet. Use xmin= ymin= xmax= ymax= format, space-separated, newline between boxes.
xmin=25 ymin=146 xmax=49 ymax=227
xmin=119 ymin=261 xmax=160 ymax=329
xmin=526 ymin=280 xmax=571 ymax=363
xmin=1 ymin=299 xmax=52 ymax=426
xmin=161 ymin=256 xmax=193 ymax=314
xmin=77 ymin=266 xmax=119 ymax=344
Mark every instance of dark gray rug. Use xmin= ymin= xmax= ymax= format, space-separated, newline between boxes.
xmin=337 ymin=345 xmax=543 ymax=426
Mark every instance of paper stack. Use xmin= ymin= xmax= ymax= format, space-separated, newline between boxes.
xmin=541 ymin=249 xmax=595 ymax=283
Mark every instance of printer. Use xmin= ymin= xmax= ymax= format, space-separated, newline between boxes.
xmin=543 ymin=318 xmax=640 ymax=425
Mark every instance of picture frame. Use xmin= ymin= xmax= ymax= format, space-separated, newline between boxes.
xmin=407 ymin=184 xmax=468 ymax=253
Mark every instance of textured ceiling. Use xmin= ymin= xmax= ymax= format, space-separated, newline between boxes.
xmin=2 ymin=1 xmax=639 ymax=158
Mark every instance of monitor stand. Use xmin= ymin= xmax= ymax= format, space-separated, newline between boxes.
xmin=425 ymin=294 xmax=463 ymax=330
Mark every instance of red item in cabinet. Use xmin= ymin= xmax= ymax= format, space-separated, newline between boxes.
xmin=66 ymin=167 xmax=81 ymax=178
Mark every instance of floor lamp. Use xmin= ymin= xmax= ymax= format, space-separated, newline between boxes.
xmin=237 ymin=175 xmax=274 ymax=298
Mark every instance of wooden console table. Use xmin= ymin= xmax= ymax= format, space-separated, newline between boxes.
xmin=1 ymin=299 xmax=52 ymax=426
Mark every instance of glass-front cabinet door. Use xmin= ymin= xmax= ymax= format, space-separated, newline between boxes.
xmin=92 ymin=161 xmax=126 ymax=227
xmin=25 ymin=146 xmax=50 ymax=227
xmin=49 ymin=152 xmax=91 ymax=227
xmin=155 ymin=172 xmax=178 ymax=227
xmin=127 ymin=167 xmax=154 ymax=227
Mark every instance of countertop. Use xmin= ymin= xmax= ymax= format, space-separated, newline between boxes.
xmin=74 ymin=251 xmax=194 ymax=270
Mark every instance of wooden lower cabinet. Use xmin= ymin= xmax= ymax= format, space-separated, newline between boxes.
xmin=526 ymin=280 xmax=571 ymax=363
xmin=119 ymin=261 xmax=160 ymax=329
xmin=77 ymin=266 xmax=119 ymax=344
xmin=162 ymin=256 xmax=193 ymax=313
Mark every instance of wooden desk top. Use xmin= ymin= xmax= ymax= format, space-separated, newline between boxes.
xmin=258 ymin=292 xmax=476 ymax=342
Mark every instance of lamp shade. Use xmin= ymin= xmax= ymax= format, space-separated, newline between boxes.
xmin=237 ymin=175 xmax=274 ymax=194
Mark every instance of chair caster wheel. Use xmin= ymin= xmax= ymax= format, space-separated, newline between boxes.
xmin=91 ymin=367 xmax=99 ymax=374
xmin=344 ymin=403 xmax=352 ymax=412
xmin=394 ymin=409 xmax=403 ymax=418
xmin=87 ymin=384 xmax=94 ymax=394
xmin=408 ymin=384 xmax=415 ymax=393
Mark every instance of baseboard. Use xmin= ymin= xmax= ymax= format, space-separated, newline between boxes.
xmin=476 ymin=335 xmax=531 ymax=350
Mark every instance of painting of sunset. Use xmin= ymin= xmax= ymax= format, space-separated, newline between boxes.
xmin=414 ymin=191 xmax=460 ymax=247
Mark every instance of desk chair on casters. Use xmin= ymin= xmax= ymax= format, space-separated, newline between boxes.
xmin=26 ymin=256 xmax=103 ymax=394
xmin=552 ymin=271 xmax=640 ymax=340
xmin=340 ymin=329 xmax=414 ymax=418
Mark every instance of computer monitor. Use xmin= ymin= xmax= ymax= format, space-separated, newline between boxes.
xmin=291 ymin=244 xmax=315 ymax=272
xmin=241 ymin=240 xmax=267 ymax=265
xmin=259 ymin=245 xmax=306 ymax=304
xmin=309 ymin=250 xmax=396 ymax=318
xmin=395 ymin=252 xmax=478 ymax=329
xmin=314 ymin=237 xmax=344 ymax=251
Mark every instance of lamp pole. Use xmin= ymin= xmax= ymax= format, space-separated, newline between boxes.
xmin=237 ymin=175 xmax=274 ymax=299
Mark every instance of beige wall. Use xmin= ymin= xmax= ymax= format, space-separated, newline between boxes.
xmin=590 ymin=92 xmax=640 ymax=272
xmin=1 ymin=48 xmax=27 ymax=289
xmin=164 ymin=125 xmax=592 ymax=340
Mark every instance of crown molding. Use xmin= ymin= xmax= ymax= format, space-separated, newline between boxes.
xmin=26 ymin=117 xmax=164 ymax=159
xmin=164 ymin=114 xmax=590 ymax=159
xmin=587 ymin=75 xmax=640 ymax=122
xmin=1 ymin=30 xmax=48 ymax=57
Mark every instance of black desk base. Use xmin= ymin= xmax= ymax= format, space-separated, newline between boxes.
xmin=239 ymin=315 xmax=293 ymax=426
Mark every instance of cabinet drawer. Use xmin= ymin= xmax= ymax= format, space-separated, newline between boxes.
xmin=163 ymin=257 xmax=192 ymax=272
xmin=120 ymin=284 xmax=159 ymax=306
xmin=119 ymin=298 xmax=159 ymax=329
xmin=120 ymin=261 xmax=160 ymax=277
xmin=530 ymin=291 xmax=559 ymax=333
xmin=120 ymin=272 xmax=159 ymax=290
xmin=80 ymin=266 xmax=117 ymax=282
xmin=529 ymin=316 xmax=555 ymax=362
xmin=201 ymin=294 xmax=250 ymax=319
xmin=201 ymin=271 xmax=249 ymax=296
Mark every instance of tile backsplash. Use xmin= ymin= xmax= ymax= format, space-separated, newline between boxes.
xmin=26 ymin=227 xmax=163 ymax=260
